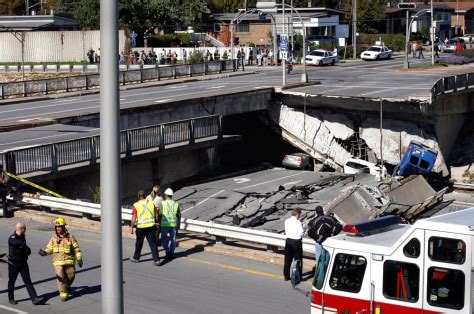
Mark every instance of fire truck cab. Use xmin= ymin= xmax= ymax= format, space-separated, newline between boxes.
xmin=310 ymin=209 xmax=474 ymax=314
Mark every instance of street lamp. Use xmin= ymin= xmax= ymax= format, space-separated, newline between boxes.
xmin=257 ymin=1 xmax=308 ymax=84
xmin=403 ymin=8 xmax=431 ymax=69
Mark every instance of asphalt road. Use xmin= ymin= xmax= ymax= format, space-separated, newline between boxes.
xmin=0 ymin=54 xmax=472 ymax=146
xmin=0 ymin=56 xmax=470 ymax=125
xmin=0 ymin=217 xmax=310 ymax=314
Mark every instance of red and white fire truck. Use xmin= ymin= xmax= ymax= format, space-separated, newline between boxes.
xmin=310 ymin=208 xmax=474 ymax=314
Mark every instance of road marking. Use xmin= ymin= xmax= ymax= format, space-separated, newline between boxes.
xmin=233 ymin=178 xmax=251 ymax=184
xmin=0 ymin=105 xmax=99 ymax=123
xmin=358 ymin=88 xmax=398 ymax=96
xmin=185 ymin=257 xmax=283 ymax=279
xmin=182 ymin=189 xmax=225 ymax=214
xmin=234 ymin=172 xmax=305 ymax=191
xmin=0 ymin=128 xmax=99 ymax=147
xmin=282 ymin=180 xmax=303 ymax=187
xmin=206 ymin=85 xmax=226 ymax=90
xmin=154 ymin=99 xmax=173 ymax=103
xmin=0 ymin=305 xmax=28 ymax=313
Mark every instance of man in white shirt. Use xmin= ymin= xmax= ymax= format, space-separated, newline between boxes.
xmin=283 ymin=208 xmax=304 ymax=281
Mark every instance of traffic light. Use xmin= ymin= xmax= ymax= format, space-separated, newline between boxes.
xmin=233 ymin=37 xmax=240 ymax=45
xmin=398 ymin=2 xmax=416 ymax=9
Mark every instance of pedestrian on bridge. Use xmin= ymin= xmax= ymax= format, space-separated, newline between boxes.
xmin=39 ymin=218 xmax=82 ymax=302
xmin=130 ymin=191 xmax=160 ymax=266
xmin=158 ymin=188 xmax=181 ymax=261
xmin=147 ymin=185 xmax=163 ymax=247
xmin=283 ymin=208 xmax=304 ymax=281
xmin=0 ymin=164 xmax=9 ymax=218
xmin=7 ymin=222 xmax=42 ymax=306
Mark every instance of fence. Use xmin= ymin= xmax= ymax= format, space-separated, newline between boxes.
xmin=0 ymin=60 xmax=239 ymax=100
xmin=431 ymin=73 xmax=474 ymax=100
xmin=1 ymin=115 xmax=222 ymax=176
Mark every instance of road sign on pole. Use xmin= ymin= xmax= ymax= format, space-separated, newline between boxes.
xmin=280 ymin=35 xmax=288 ymax=60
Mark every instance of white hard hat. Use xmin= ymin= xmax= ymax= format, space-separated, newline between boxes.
xmin=164 ymin=188 xmax=174 ymax=196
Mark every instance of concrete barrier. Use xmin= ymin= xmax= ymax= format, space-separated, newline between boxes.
xmin=7 ymin=65 xmax=18 ymax=72
xmin=0 ymin=65 xmax=6 ymax=72
xmin=45 ymin=65 xmax=58 ymax=72
xmin=59 ymin=65 xmax=72 ymax=72
xmin=32 ymin=65 xmax=45 ymax=72
xmin=129 ymin=65 xmax=141 ymax=70
xmin=119 ymin=64 xmax=128 ymax=71
xmin=72 ymin=65 xmax=85 ymax=72
xmin=19 ymin=65 xmax=32 ymax=72
xmin=85 ymin=64 xmax=99 ymax=72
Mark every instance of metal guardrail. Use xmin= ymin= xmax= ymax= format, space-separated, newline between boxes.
xmin=10 ymin=193 xmax=315 ymax=253
xmin=0 ymin=60 xmax=239 ymax=99
xmin=453 ymin=182 xmax=474 ymax=191
xmin=431 ymin=73 xmax=474 ymax=100
xmin=1 ymin=115 xmax=222 ymax=176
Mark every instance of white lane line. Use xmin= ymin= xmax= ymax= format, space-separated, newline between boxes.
xmin=0 ymin=99 xmax=97 ymax=115
xmin=206 ymin=85 xmax=226 ymax=90
xmin=234 ymin=172 xmax=305 ymax=191
xmin=0 ymin=106 xmax=99 ymax=123
xmin=358 ymin=88 xmax=397 ymax=96
xmin=0 ymin=305 xmax=28 ymax=313
xmin=154 ymin=99 xmax=173 ymax=103
xmin=182 ymin=189 xmax=225 ymax=214
xmin=0 ymin=128 xmax=99 ymax=147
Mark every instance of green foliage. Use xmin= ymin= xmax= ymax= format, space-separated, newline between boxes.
xmin=338 ymin=46 xmax=366 ymax=59
xmin=359 ymin=33 xmax=405 ymax=51
xmin=420 ymin=25 xmax=429 ymax=37
xmin=0 ymin=0 xmax=24 ymax=15
xmin=343 ymin=0 xmax=386 ymax=34
xmin=73 ymin=0 xmax=100 ymax=29
xmin=147 ymin=33 xmax=192 ymax=47
xmin=188 ymin=50 xmax=205 ymax=64
xmin=180 ymin=0 xmax=209 ymax=29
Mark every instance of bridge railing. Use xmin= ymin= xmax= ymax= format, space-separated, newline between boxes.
xmin=9 ymin=193 xmax=316 ymax=254
xmin=0 ymin=115 xmax=222 ymax=176
xmin=0 ymin=60 xmax=239 ymax=99
xmin=431 ymin=73 xmax=474 ymax=100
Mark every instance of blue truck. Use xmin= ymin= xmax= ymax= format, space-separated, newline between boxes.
xmin=395 ymin=141 xmax=438 ymax=177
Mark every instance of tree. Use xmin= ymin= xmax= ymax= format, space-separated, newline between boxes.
xmin=343 ymin=0 xmax=386 ymax=34
xmin=73 ymin=0 xmax=100 ymax=29
xmin=0 ymin=0 xmax=24 ymax=15
xmin=179 ymin=0 xmax=209 ymax=30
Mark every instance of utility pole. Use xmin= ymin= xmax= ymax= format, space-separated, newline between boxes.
xmin=431 ymin=0 xmax=434 ymax=65
xmin=100 ymin=0 xmax=124 ymax=313
xmin=282 ymin=0 xmax=286 ymax=86
xmin=352 ymin=0 xmax=357 ymax=59
xmin=404 ymin=9 xmax=409 ymax=69
xmin=290 ymin=0 xmax=294 ymax=60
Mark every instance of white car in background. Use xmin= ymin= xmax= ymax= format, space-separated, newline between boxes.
xmin=361 ymin=46 xmax=392 ymax=60
xmin=305 ymin=49 xmax=338 ymax=66
xmin=343 ymin=158 xmax=387 ymax=176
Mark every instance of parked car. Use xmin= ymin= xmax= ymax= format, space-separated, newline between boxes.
xmin=361 ymin=46 xmax=392 ymax=60
xmin=461 ymin=34 xmax=474 ymax=44
xmin=305 ymin=49 xmax=338 ymax=66
xmin=282 ymin=153 xmax=313 ymax=170
xmin=443 ymin=38 xmax=467 ymax=52
xmin=305 ymin=35 xmax=337 ymax=46
xmin=343 ymin=158 xmax=386 ymax=176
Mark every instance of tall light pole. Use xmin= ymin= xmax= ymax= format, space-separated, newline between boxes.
xmin=282 ymin=0 xmax=286 ymax=86
xmin=431 ymin=0 xmax=435 ymax=65
xmin=352 ymin=0 xmax=357 ymax=59
xmin=100 ymin=0 xmax=124 ymax=313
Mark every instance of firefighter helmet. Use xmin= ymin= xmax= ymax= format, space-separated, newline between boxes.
xmin=54 ymin=217 xmax=66 ymax=227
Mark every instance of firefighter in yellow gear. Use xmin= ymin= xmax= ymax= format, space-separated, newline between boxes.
xmin=38 ymin=217 xmax=82 ymax=302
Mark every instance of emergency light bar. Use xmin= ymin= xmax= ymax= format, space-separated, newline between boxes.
xmin=343 ymin=215 xmax=400 ymax=236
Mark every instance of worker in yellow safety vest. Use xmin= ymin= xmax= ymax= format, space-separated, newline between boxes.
xmin=130 ymin=190 xmax=160 ymax=266
xmin=158 ymin=188 xmax=181 ymax=260
xmin=38 ymin=217 xmax=82 ymax=302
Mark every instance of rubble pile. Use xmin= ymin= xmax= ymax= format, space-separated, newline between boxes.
xmin=179 ymin=169 xmax=447 ymax=233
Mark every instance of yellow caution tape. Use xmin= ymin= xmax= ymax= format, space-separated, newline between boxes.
xmin=6 ymin=172 xmax=67 ymax=199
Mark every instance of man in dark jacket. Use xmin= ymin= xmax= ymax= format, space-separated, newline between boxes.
xmin=307 ymin=206 xmax=342 ymax=262
xmin=8 ymin=222 xmax=41 ymax=305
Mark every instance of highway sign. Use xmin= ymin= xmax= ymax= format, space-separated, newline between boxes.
xmin=280 ymin=35 xmax=288 ymax=52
